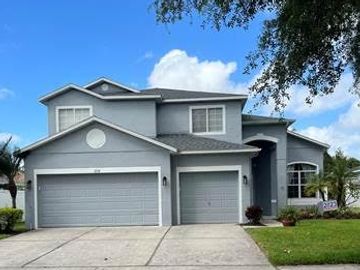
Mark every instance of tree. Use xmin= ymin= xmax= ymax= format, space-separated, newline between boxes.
xmin=152 ymin=0 xmax=360 ymax=111
xmin=305 ymin=171 xmax=327 ymax=201
xmin=0 ymin=138 xmax=22 ymax=208
xmin=326 ymin=150 xmax=359 ymax=208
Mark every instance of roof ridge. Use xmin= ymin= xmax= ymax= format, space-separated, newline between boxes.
xmin=142 ymin=87 xmax=247 ymax=97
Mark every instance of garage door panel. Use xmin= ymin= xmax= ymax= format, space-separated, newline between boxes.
xmin=38 ymin=172 xmax=158 ymax=227
xmin=180 ymin=171 xmax=239 ymax=224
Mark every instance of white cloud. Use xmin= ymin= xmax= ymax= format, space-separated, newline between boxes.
xmin=0 ymin=133 xmax=20 ymax=144
xmin=0 ymin=88 xmax=14 ymax=100
xmin=143 ymin=51 xmax=154 ymax=59
xmin=299 ymin=101 xmax=360 ymax=158
xmin=285 ymin=73 xmax=355 ymax=116
xmin=137 ymin=51 xmax=154 ymax=62
xmin=148 ymin=49 xmax=247 ymax=93
xmin=257 ymin=72 xmax=356 ymax=116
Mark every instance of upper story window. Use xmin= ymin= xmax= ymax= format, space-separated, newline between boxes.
xmin=56 ymin=106 xmax=92 ymax=132
xmin=287 ymin=162 xmax=318 ymax=199
xmin=190 ymin=105 xmax=225 ymax=135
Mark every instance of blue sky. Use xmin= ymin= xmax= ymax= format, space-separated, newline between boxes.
xmin=0 ymin=1 xmax=359 ymax=158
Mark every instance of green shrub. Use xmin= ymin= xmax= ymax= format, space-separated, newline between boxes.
xmin=299 ymin=206 xmax=321 ymax=220
xmin=322 ymin=208 xmax=360 ymax=219
xmin=278 ymin=206 xmax=299 ymax=225
xmin=0 ymin=208 xmax=23 ymax=232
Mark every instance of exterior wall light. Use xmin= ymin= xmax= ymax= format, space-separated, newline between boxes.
xmin=26 ymin=180 xmax=32 ymax=190
xmin=162 ymin=176 xmax=167 ymax=186
xmin=243 ymin=175 xmax=248 ymax=185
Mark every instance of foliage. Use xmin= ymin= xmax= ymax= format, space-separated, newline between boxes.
xmin=278 ymin=206 xmax=299 ymax=222
xmin=0 ymin=137 xmax=23 ymax=208
xmin=0 ymin=208 xmax=23 ymax=233
xmin=322 ymin=207 xmax=360 ymax=219
xmin=245 ymin=205 xmax=263 ymax=225
xmin=304 ymin=171 xmax=327 ymax=201
xmin=326 ymin=150 xmax=359 ymax=208
xmin=298 ymin=206 xmax=321 ymax=220
xmin=152 ymin=0 xmax=360 ymax=111
xmin=0 ymin=222 xmax=27 ymax=240
xmin=246 ymin=220 xmax=360 ymax=265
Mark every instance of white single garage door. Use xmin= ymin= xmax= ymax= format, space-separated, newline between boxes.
xmin=38 ymin=172 xmax=159 ymax=227
xmin=179 ymin=171 xmax=239 ymax=224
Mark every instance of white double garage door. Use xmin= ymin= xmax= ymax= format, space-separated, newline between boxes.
xmin=36 ymin=167 xmax=241 ymax=227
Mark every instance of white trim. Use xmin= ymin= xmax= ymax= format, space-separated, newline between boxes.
xmin=287 ymin=161 xmax=319 ymax=171
xmin=55 ymin=105 xmax=93 ymax=133
xmin=176 ymin=165 xmax=243 ymax=225
xmin=189 ymin=105 xmax=226 ymax=135
xmin=287 ymin=130 xmax=330 ymax=148
xmin=179 ymin=149 xmax=261 ymax=154
xmin=20 ymin=117 xmax=177 ymax=154
xmin=39 ymin=84 xmax=160 ymax=103
xmin=33 ymin=166 xmax=162 ymax=229
xmin=287 ymin=161 xmax=320 ymax=200
xmin=162 ymin=96 xmax=247 ymax=103
xmin=83 ymin=77 xmax=140 ymax=93
xmin=243 ymin=133 xmax=279 ymax=144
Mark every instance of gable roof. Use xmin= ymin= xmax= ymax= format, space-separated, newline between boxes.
xmin=39 ymin=78 xmax=248 ymax=104
xmin=83 ymin=77 xmax=139 ymax=93
xmin=156 ymin=134 xmax=260 ymax=154
xmin=39 ymin=84 xmax=161 ymax=103
xmin=243 ymin=114 xmax=295 ymax=126
xmin=143 ymin=88 xmax=247 ymax=102
xmin=20 ymin=117 xmax=177 ymax=154
xmin=287 ymin=130 xmax=330 ymax=148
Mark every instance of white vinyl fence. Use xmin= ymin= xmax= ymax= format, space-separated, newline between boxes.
xmin=0 ymin=190 xmax=25 ymax=219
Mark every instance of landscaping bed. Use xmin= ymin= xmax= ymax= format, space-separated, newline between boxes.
xmin=0 ymin=222 xmax=27 ymax=240
xmin=246 ymin=219 xmax=360 ymax=266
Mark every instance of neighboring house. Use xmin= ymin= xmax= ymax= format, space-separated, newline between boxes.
xmin=350 ymin=167 xmax=360 ymax=207
xmin=20 ymin=77 xmax=329 ymax=229
xmin=0 ymin=172 xmax=25 ymax=216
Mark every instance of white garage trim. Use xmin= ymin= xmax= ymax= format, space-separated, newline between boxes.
xmin=176 ymin=165 xmax=243 ymax=225
xmin=33 ymin=166 xmax=162 ymax=229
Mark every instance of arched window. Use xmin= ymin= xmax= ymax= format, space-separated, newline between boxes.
xmin=287 ymin=163 xmax=318 ymax=199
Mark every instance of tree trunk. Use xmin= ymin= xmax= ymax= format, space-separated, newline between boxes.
xmin=8 ymin=180 xmax=17 ymax=209
xmin=320 ymin=190 xmax=326 ymax=201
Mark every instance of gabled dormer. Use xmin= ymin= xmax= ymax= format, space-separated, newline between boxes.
xmin=83 ymin=77 xmax=140 ymax=95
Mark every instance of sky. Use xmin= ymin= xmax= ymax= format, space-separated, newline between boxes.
xmin=0 ymin=1 xmax=359 ymax=158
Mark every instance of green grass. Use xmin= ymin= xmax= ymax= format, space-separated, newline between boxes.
xmin=246 ymin=219 xmax=360 ymax=266
xmin=0 ymin=222 xmax=28 ymax=240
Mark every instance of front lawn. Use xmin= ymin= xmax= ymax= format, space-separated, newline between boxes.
xmin=0 ymin=222 xmax=27 ymax=240
xmin=246 ymin=219 xmax=360 ymax=265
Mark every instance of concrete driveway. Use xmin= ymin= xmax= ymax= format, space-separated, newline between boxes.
xmin=0 ymin=224 xmax=274 ymax=270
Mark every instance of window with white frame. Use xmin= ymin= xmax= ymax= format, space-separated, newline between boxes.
xmin=57 ymin=106 xmax=92 ymax=132
xmin=287 ymin=163 xmax=318 ymax=199
xmin=190 ymin=106 xmax=225 ymax=134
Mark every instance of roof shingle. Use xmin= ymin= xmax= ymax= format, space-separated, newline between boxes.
xmin=155 ymin=134 xmax=259 ymax=153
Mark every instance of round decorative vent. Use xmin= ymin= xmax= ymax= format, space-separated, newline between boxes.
xmin=101 ymin=83 xmax=109 ymax=91
xmin=86 ymin=129 xmax=106 ymax=149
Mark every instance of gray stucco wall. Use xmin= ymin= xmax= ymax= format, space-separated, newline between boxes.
xmin=287 ymin=134 xmax=325 ymax=170
xmin=45 ymin=90 xmax=157 ymax=136
xmin=170 ymin=153 xmax=253 ymax=224
xmin=24 ymin=122 xmax=172 ymax=229
xmin=243 ymin=124 xmax=288 ymax=213
xmin=157 ymin=101 xmax=244 ymax=143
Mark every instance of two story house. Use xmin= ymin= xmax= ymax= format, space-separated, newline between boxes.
xmin=20 ymin=77 xmax=329 ymax=229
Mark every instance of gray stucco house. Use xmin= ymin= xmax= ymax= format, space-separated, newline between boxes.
xmin=20 ymin=77 xmax=329 ymax=229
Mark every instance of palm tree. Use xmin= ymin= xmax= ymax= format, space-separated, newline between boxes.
xmin=305 ymin=171 xmax=328 ymax=201
xmin=326 ymin=150 xmax=358 ymax=209
xmin=0 ymin=138 xmax=22 ymax=208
